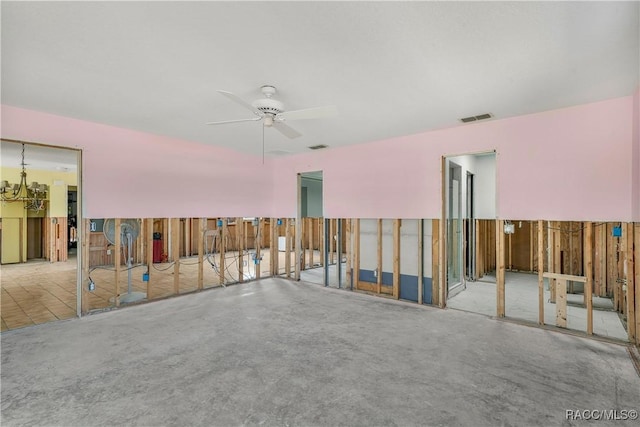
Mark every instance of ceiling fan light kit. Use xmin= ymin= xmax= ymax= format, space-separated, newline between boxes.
xmin=206 ymin=85 xmax=337 ymax=139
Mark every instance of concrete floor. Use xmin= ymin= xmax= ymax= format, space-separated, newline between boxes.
xmin=447 ymin=272 xmax=629 ymax=341
xmin=2 ymin=278 xmax=639 ymax=426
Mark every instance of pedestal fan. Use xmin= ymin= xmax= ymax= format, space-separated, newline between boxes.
xmin=103 ymin=219 xmax=145 ymax=303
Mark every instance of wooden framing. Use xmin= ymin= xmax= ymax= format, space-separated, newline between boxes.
xmin=496 ymin=219 xmax=505 ymax=317
xmin=307 ymin=218 xmax=313 ymax=269
xmin=556 ymin=278 xmax=567 ymax=328
xmin=270 ymin=218 xmax=277 ymax=276
xmin=376 ymin=219 xmax=382 ymax=294
xmin=256 ymin=218 xmax=263 ymax=280
xmin=197 ymin=218 xmax=205 ymax=290
xmin=432 ymin=219 xmax=440 ymax=307
xmin=584 ymin=222 xmax=593 ymax=335
xmin=354 ymin=219 xmax=360 ymax=290
xmin=285 ymin=218 xmax=292 ymax=278
xmin=439 ymin=156 xmax=446 ymax=308
xmin=635 ymin=223 xmax=640 ymax=346
xmin=537 ymin=220 xmax=544 ymax=325
xmin=624 ymin=223 xmax=635 ymax=342
xmin=82 ymin=218 xmax=90 ymax=313
xmin=147 ymin=218 xmax=154 ymax=298
xmin=392 ymin=219 xmax=400 ymax=300
xmin=346 ymin=219 xmax=352 ymax=289
xmin=172 ymin=218 xmax=180 ymax=294
xmin=418 ymin=219 xmax=424 ymax=305
xmin=114 ymin=218 xmax=121 ymax=307
xmin=238 ymin=217 xmax=245 ymax=281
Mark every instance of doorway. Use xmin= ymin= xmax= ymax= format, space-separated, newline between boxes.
xmin=1 ymin=140 xmax=81 ymax=331
xmin=447 ymin=162 xmax=463 ymax=295
xmin=443 ymin=152 xmax=497 ymax=305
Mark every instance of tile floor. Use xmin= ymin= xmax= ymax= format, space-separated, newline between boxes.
xmin=1 ymin=249 xmax=300 ymax=331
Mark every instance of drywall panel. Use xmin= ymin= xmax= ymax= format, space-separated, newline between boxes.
xmin=1 ymin=105 xmax=272 ymax=218
xmin=271 ymin=96 xmax=634 ymax=221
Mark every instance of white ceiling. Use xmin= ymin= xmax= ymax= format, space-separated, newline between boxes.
xmin=1 ymin=140 xmax=78 ymax=172
xmin=2 ymin=1 xmax=638 ymax=158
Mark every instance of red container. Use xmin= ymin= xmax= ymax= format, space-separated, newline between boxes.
xmin=153 ymin=239 xmax=163 ymax=263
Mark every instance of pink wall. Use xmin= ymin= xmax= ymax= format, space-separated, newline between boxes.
xmin=633 ymin=88 xmax=640 ymax=221
xmin=1 ymin=105 xmax=273 ymax=218
xmin=272 ymin=96 xmax=635 ymax=221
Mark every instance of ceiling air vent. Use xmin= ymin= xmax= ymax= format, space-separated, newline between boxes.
xmin=308 ymin=144 xmax=328 ymax=150
xmin=266 ymin=150 xmax=291 ymax=156
xmin=460 ymin=113 xmax=493 ymax=123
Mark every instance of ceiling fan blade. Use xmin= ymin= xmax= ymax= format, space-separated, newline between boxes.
xmin=217 ymin=90 xmax=263 ymax=116
xmin=206 ymin=117 xmax=262 ymax=125
xmin=276 ymin=105 xmax=337 ymax=121
xmin=272 ymin=121 xmax=302 ymax=139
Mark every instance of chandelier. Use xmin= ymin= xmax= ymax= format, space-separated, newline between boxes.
xmin=1 ymin=143 xmax=48 ymax=211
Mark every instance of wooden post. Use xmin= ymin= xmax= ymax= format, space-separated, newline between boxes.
xmin=377 ymin=219 xmax=382 ymax=294
xmin=432 ymin=219 xmax=440 ymax=307
xmin=319 ymin=219 xmax=324 ymax=266
xmin=393 ymin=219 xmax=401 ymax=300
xmin=584 ymin=222 xmax=593 ymax=335
xmin=529 ymin=221 xmax=534 ymax=273
xmin=508 ymin=232 xmax=512 ymax=270
xmin=82 ymin=218 xmax=90 ymax=314
xmin=285 ymin=219 xmax=292 ymax=278
xmin=556 ymin=279 xmax=567 ymax=328
xmin=295 ymin=217 xmax=301 ymax=281
xmin=346 ymin=219 xmax=352 ymax=289
xmin=172 ymin=218 xmax=180 ymax=294
xmin=594 ymin=223 xmax=606 ymax=297
xmin=496 ymin=219 xmax=505 ymax=317
xmin=146 ymin=218 xmax=154 ymax=299
xmin=256 ymin=218 xmax=262 ymax=280
xmin=624 ymin=223 xmax=636 ymax=342
xmin=238 ymin=218 xmax=245 ymax=281
xmin=330 ymin=219 xmax=335 ymax=265
xmin=354 ymin=219 xmax=361 ymax=290
xmin=418 ymin=219 xmax=424 ymax=305
xmin=114 ymin=218 xmax=121 ymax=307
xmin=301 ymin=218 xmax=306 ymax=270
xmin=270 ymin=218 xmax=277 ymax=276
xmin=197 ymin=218 xmax=205 ymax=290
xmin=308 ymin=217 xmax=314 ymax=269
xmin=635 ymin=223 xmax=640 ymax=346
xmin=537 ymin=220 xmax=544 ymax=325
xmin=551 ymin=221 xmax=561 ymax=303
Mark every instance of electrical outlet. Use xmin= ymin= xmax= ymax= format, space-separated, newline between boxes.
xmin=373 ymin=269 xmax=378 ymax=277
xmin=243 ymin=261 xmax=247 ymax=266
xmin=106 ymin=249 xmax=111 ymax=255
xmin=88 ymin=280 xmax=95 ymax=292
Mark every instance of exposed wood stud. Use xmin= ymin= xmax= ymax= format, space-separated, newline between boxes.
xmin=496 ymin=219 xmax=505 ymax=317
xmin=393 ymin=219 xmax=401 ymax=300
xmin=147 ymin=218 xmax=154 ymax=298
xmin=308 ymin=217 xmax=314 ymax=269
xmin=439 ymin=156 xmax=447 ymax=308
xmin=319 ymin=219 xmax=324 ymax=266
xmin=256 ymin=219 xmax=262 ymax=280
xmin=82 ymin=218 xmax=90 ymax=314
xmin=114 ymin=218 xmax=121 ymax=307
xmin=354 ymin=219 xmax=361 ymax=290
xmin=238 ymin=218 xmax=245 ymax=282
xmin=377 ymin=219 xmax=382 ymax=294
xmin=172 ymin=218 xmax=180 ymax=294
xmin=624 ymin=223 xmax=635 ymax=342
xmin=418 ymin=219 xmax=424 ymax=305
xmin=285 ymin=218 xmax=291 ymax=278
xmin=433 ymin=219 xmax=440 ymax=307
xmin=537 ymin=219 xmax=544 ymax=325
xmin=556 ymin=279 xmax=567 ymax=328
xmin=634 ymin=223 xmax=640 ymax=346
xmin=346 ymin=219 xmax=352 ymax=289
xmin=584 ymin=222 xmax=593 ymax=335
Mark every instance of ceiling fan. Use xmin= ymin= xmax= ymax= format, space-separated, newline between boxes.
xmin=206 ymin=85 xmax=337 ymax=139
